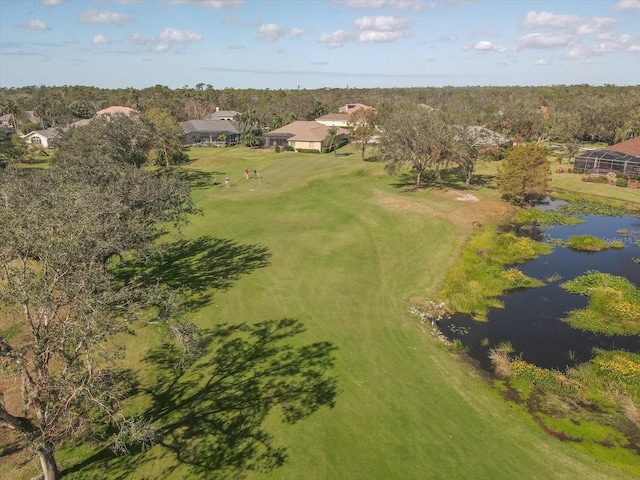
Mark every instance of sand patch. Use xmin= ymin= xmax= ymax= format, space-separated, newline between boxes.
xmin=373 ymin=189 xmax=512 ymax=232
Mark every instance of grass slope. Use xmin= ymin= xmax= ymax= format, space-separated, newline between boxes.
xmin=52 ymin=147 xmax=637 ymax=479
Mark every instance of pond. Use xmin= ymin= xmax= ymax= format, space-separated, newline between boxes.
xmin=439 ymin=213 xmax=640 ymax=372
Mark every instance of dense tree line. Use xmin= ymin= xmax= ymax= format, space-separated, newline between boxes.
xmin=2 ymin=84 xmax=639 ymax=145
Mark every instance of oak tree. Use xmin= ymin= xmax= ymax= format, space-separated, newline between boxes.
xmin=0 ymin=149 xmax=196 ymax=479
xmin=379 ymin=106 xmax=452 ymax=189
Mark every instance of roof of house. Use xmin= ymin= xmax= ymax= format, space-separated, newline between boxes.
xmin=605 ymin=136 xmax=640 ymax=157
xmin=96 ymin=106 xmax=138 ymax=116
xmin=265 ymin=121 xmax=347 ymax=141
xmin=181 ymin=119 xmax=241 ymax=135
xmin=316 ymin=113 xmax=351 ymax=122
xmin=22 ymin=129 xmax=58 ymax=139
xmin=206 ymin=110 xmax=240 ymax=120
xmin=338 ymin=103 xmax=375 ymax=113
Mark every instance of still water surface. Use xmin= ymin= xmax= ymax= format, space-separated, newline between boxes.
xmin=439 ymin=214 xmax=640 ymax=371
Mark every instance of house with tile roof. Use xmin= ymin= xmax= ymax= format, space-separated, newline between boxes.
xmin=263 ymin=121 xmax=348 ymax=152
xmin=338 ymin=103 xmax=375 ymax=114
xmin=605 ymin=136 xmax=640 ymax=157
xmin=96 ymin=106 xmax=138 ymax=117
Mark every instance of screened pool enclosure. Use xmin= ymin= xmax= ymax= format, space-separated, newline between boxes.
xmin=573 ymin=149 xmax=640 ymax=178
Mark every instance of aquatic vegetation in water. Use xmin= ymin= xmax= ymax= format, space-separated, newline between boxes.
xmin=564 ymin=235 xmax=610 ymax=252
xmin=556 ymin=198 xmax=627 ymax=217
xmin=561 ymin=271 xmax=640 ymax=335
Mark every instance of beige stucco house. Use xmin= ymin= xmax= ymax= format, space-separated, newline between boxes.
xmin=264 ymin=121 xmax=348 ymax=152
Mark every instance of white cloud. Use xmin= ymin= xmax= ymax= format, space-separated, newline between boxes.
xmin=358 ymin=31 xmax=408 ymax=43
xmin=629 ymin=44 xmax=640 ymax=52
xmin=522 ymin=11 xmax=582 ymax=30
xmin=577 ymin=17 xmax=617 ymax=35
xmin=27 ymin=20 xmax=50 ymax=30
xmin=291 ymin=28 xmax=308 ymax=39
xmin=342 ymin=0 xmax=436 ymax=10
xmin=165 ymin=0 xmax=244 ymax=9
xmin=153 ymin=44 xmax=170 ymax=52
xmin=355 ymin=15 xmax=410 ymax=32
xmin=517 ymin=33 xmax=576 ymax=49
xmin=159 ymin=27 xmax=203 ymax=43
xmin=613 ymin=0 xmax=640 ymax=10
xmin=473 ymin=40 xmax=506 ymax=52
xmin=258 ymin=23 xmax=286 ymax=41
xmin=534 ymin=59 xmax=549 ymax=65
xmin=319 ymin=14 xmax=410 ymax=47
xmin=565 ymin=34 xmax=634 ymax=59
xmin=354 ymin=15 xmax=410 ymax=43
xmin=93 ymin=34 xmax=110 ymax=44
xmin=318 ymin=30 xmax=355 ymax=48
xmin=41 ymin=0 xmax=66 ymax=5
xmin=79 ymin=10 xmax=131 ymax=24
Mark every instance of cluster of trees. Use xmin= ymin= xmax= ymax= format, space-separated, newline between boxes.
xmin=2 ymin=85 xmax=639 ymax=146
xmin=0 ymin=108 xmax=188 ymax=168
xmin=378 ymin=105 xmax=510 ymax=190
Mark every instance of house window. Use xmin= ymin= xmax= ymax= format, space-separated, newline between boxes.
xmin=30 ymin=136 xmax=42 ymax=145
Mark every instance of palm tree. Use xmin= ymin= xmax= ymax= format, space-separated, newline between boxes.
xmin=325 ymin=126 xmax=338 ymax=155
xmin=2 ymin=100 xmax=20 ymax=130
xmin=33 ymin=105 xmax=46 ymax=129
xmin=269 ymin=114 xmax=283 ymax=131
xmin=236 ymin=109 xmax=259 ymax=133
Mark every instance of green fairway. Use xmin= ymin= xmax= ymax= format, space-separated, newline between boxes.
xmin=53 ymin=147 xmax=637 ymax=479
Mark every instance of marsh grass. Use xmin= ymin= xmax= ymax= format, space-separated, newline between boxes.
xmin=561 ymin=271 xmax=640 ymax=335
xmin=440 ymin=226 xmax=548 ymax=319
xmin=492 ymin=348 xmax=640 ymax=476
xmin=565 ymin=235 xmax=610 ymax=252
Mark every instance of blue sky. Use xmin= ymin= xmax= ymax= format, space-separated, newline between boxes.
xmin=1 ymin=0 xmax=639 ymax=90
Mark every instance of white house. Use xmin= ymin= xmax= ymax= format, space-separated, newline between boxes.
xmin=21 ymin=129 xmax=58 ymax=148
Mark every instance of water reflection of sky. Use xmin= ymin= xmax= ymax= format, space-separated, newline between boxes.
xmin=440 ymin=214 xmax=640 ymax=372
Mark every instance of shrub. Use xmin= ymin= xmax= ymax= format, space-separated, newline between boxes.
xmin=275 ymin=145 xmax=280 ymax=153
xmin=616 ymin=177 xmax=628 ymax=187
xmin=283 ymin=145 xmax=294 ymax=151
xmin=296 ymin=148 xmax=321 ymax=154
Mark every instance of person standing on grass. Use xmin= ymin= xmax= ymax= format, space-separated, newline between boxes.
xmin=244 ymin=168 xmax=249 ymax=179
xmin=253 ymin=169 xmax=258 ymax=179
xmin=225 ymin=177 xmax=230 ymax=188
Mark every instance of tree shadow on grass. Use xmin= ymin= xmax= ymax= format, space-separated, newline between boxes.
xmin=173 ymin=168 xmax=226 ymax=189
xmin=63 ymin=318 xmax=338 ymax=480
xmin=390 ymin=168 xmax=497 ymax=191
xmin=114 ymin=236 xmax=271 ymax=310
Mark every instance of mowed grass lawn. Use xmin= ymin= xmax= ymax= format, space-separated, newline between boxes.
xmin=59 ymin=147 xmax=634 ymax=479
